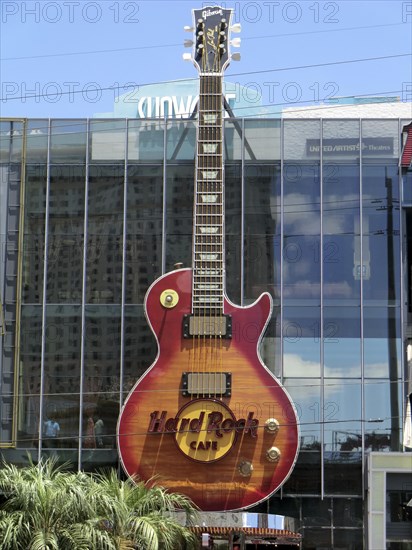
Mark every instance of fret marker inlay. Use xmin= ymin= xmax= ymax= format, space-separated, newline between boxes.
xmin=201 ymin=194 xmax=218 ymax=203
xmin=202 ymin=143 xmax=218 ymax=153
xmin=201 ymin=170 xmax=218 ymax=180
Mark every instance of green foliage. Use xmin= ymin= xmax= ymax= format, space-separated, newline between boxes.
xmin=0 ymin=458 xmax=199 ymax=550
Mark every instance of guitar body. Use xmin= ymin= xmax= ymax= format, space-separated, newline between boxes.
xmin=118 ymin=268 xmax=299 ymax=511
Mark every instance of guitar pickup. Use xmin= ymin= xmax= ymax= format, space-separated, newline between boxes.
xmin=181 ymin=372 xmax=232 ymax=397
xmin=182 ymin=314 xmax=232 ymax=338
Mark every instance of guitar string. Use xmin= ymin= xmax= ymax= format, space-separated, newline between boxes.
xmin=212 ymin=35 xmax=220 ymax=403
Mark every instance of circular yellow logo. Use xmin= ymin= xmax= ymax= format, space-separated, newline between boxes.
xmin=174 ymin=399 xmax=238 ymax=463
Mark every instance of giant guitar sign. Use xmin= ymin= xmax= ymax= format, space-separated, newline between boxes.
xmin=117 ymin=6 xmax=299 ymax=512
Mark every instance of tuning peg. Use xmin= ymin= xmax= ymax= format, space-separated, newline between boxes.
xmin=184 ymin=40 xmax=194 ymax=48
xmin=230 ymin=23 xmax=242 ymax=33
xmin=184 ymin=26 xmax=194 ymax=32
xmin=182 ymin=53 xmax=192 ymax=61
xmin=230 ymin=38 xmax=241 ymax=48
xmin=231 ymin=53 xmax=241 ymax=61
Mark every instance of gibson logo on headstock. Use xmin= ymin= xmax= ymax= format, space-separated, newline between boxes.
xmin=202 ymin=8 xmax=223 ymax=19
xmin=147 ymin=399 xmax=258 ymax=463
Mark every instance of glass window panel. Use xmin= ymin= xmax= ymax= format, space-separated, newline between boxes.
xmin=22 ymin=164 xmax=46 ymax=304
xmin=128 ymin=119 xmax=166 ymax=161
xmin=42 ymin=305 xmax=81 ymax=450
xmin=0 ymin=120 xmax=24 ymax=162
xmin=362 ymin=164 xmax=400 ymax=305
xmin=403 ymin=171 xmax=412 ymax=204
xmin=46 ymin=166 xmax=85 ymax=303
xmin=283 ymin=119 xmax=321 ymax=161
xmin=364 ymin=338 xmax=401 ymax=379
xmin=26 ymin=120 xmax=48 ymax=163
xmin=364 ymin=306 xmax=401 ymax=338
xmin=244 ymin=119 xmax=281 ymax=161
xmin=86 ymin=166 xmax=124 ymax=304
xmin=362 ymin=119 xmax=399 ymax=159
xmin=90 ymin=120 xmax=126 ymax=162
xmin=50 ymin=120 xmax=87 ymax=163
xmin=324 ymin=457 xmax=362 ymax=495
xmin=323 ymin=307 xmax=361 ymax=378
xmin=125 ymin=164 xmax=163 ymax=304
xmin=323 ymin=163 xmax=359 ymax=235
xmin=324 ymin=379 xmax=361 ymax=454
xmin=166 ymin=120 xmax=195 ymax=161
xmin=244 ymin=164 xmax=280 ymax=303
xmin=303 ymin=528 xmax=332 ymax=546
xmin=364 ymin=380 xmax=402 ymax=451
xmin=334 ymin=498 xmax=363 ymax=527
xmin=17 ymin=305 xmax=42 ymax=446
xmin=323 ymin=235 xmax=361 ymax=304
xmin=283 ymin=235 xmax=321 ymax=305
xmin=165 ymin=164 xmax=194 ymax=272
xmin=224 ymin=119 xmax=242 ymax=161
xmin=283 ymin=452 xmax=321 ymax=494
xmin=362 ymin=234 xmax=400 ymax=305
xmin=322 ymin=119 xmax=360 ymax=161
xmin=123 ymin=306 xmax=158 ymax=396
xmin=363 ymin=307 xmax=401 ymax=378
xmin=333 ymin=529 xmax=363 ymax=548
xmin=82 ymin=306 xmax=121 ymax=460
xmin=362 ymin=164 xmax=400 ymax=232
xmin=283 ymin=162 xmax=320 ymax=236
xmin=225 ymin=164 xmax=242 ymax=304
xmin=283 ymin=306 xmax=320 ymax=377
xmin=302 ymin=497 xmax=332 ymax=526
xmin=284 ymin=378 xmax=321 ymax=450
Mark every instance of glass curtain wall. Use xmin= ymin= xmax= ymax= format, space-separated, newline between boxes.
xmin=0 ymin=116 xmax=404 ymax=548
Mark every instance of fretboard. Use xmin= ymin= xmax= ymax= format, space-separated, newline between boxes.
xmin=192 ymin=74 xmax=224 ymax=315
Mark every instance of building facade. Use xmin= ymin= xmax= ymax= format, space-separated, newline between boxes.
xmin=1 ymin=111 xmax=412 ymax=548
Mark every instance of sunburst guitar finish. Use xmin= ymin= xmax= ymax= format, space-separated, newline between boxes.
xmin=118 ymin=269 xmax=299 ymax=511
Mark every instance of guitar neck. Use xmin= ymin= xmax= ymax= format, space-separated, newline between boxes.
xmin=192 ymin=74 xmax=225 ymax=316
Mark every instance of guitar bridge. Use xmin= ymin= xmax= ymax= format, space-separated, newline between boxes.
xmin=181 ymin=372 xmax=232 ymax=397
xmin=182 ymin=314 xmax=232 ymax=338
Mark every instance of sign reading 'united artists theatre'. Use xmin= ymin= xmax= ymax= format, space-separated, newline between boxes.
xmin=307 ymin=137 xmax=394 ymax=156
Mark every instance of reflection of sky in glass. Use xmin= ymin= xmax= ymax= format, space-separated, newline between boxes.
xmin=324 ymin=380 xmax=361 ymax=452
xmin=324 ymin=338 xmax=361 ymax=378
xmin=284 ymin=378 xmax=321 ymax=449
xmin=364 ymin=338 xmax=401 ymax=378
xmin=283 ymin=337 xmax=402 ymax=451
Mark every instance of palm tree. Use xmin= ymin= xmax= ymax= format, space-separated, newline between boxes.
xmin=0 ymin=458 xmax=113 ymax=549
xmin=90 ymin=469 xmax=199 ymax=550
xmin=0 ymin=459 xmax=199 ymax=550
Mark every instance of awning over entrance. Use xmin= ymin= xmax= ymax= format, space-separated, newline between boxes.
xmin=190 ymin=525 xmax=301 ymax=547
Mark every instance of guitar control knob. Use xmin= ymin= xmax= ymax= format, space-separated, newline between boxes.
xmin=238 ymin=460 xmax=253 ymax=477
xmin=265 ymin=418 xmax=279 ymax=433
xmin=266 ymin=447 xmax=281 ymax=463
xmin=160 ymin=289 xmax=179 ymax=309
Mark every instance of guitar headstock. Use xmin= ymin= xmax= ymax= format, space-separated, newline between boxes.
xmin=183 ymin=6 xmax=241 ymax=74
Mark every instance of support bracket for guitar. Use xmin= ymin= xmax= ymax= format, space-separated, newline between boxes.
xmin=168 ymin=98 xmax=257 ymax=161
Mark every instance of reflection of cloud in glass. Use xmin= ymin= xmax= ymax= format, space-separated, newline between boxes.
xmin=323 ymin=193 xmax=359 ymax=234
xmin=364 ymin=338 xmax=400 ymax=378
xmin=284 ymin=353 xmax=320 ymax=380
xmin=324 ymin=363 xmax=362 ymax=378
xmin=284 ymin=191 xmax=319 ymax=226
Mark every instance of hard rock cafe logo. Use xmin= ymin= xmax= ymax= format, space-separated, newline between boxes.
xmin=147 ymin=399 xmax=258 ymax=463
